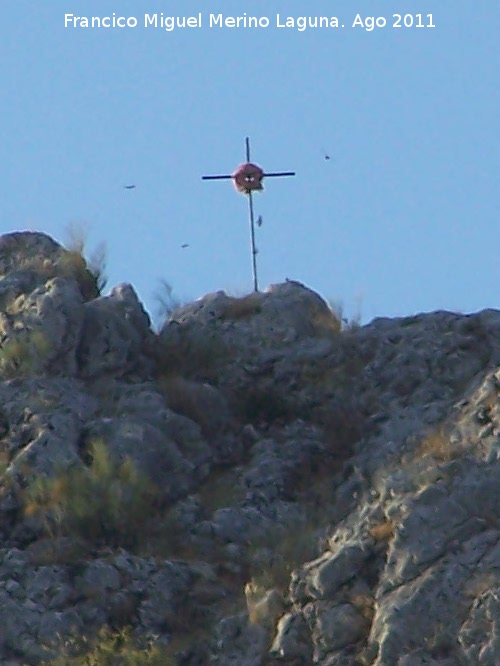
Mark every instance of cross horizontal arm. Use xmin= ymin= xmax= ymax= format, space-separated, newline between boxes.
xmin=202 ymin=171 xmax=295 ymax=180
xmin=263 ymin=171 xmax=296 ymax=177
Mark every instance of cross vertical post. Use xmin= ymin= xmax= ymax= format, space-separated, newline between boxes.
xmin=202 ymin=137 xmax=295 ymax=292
xmin=245 ymin=137 xmax=259 ymax=291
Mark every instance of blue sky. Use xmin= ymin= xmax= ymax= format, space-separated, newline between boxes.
xmin=1 ymin=0 xmax=498 ymax=325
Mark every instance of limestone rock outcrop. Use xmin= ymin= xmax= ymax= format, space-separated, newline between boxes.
xmin=0 ymin=231 xmax=500 ymax=665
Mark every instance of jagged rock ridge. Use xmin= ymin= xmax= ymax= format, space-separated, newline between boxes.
xmin=0 ymin=231 xmax=499 ymax=665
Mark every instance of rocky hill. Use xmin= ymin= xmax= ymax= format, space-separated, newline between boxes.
xmin=0 ymin=231 xmax=500 ymax=665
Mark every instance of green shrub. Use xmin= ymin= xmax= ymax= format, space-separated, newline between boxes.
xmin=23 ymin=440 xmax=159 ymax=549
xmin=0 ymin=330 xmax=51 ymax=378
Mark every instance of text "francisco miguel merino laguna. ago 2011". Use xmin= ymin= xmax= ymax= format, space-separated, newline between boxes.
xmin=63 ymin=13 xmax=437 ymax=31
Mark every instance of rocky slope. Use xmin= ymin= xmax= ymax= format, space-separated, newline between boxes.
xmin=0 ymin=231 xmax=500 ymax=665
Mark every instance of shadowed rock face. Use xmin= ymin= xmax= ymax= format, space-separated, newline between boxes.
xmin=1 ymin=231 xmax=500 ymax=664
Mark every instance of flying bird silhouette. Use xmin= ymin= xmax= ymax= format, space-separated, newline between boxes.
xmin=123 ymin=185 xmax=136 ymax=189
xmin=181 ymin=243 xmax=190 ymax=248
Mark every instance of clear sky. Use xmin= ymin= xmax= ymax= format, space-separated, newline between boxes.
xmin=1 ymin=0 xmax=498 ymax=325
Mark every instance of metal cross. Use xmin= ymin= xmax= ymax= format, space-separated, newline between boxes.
xmin=202 ymin=137 xmax=295 ymax=292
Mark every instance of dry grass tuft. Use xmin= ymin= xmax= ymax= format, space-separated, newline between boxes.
xmin=43 ymin=626 xmax=175 ymax=665
xmin=415 ymin=427 xmax=454 ymax=462
xmin=349 ymin=593 xmax=376 ymax=621
xmin=15 ymin=243 xmax=104 ymax=301
xmin=311 ymin=306 xmax=342 ymax=335
xmin=63 ymin=223 xmax=107 ymax=297
xmin=368 ymin=519 xmax=395 ymax=542
xmin=219 ymin=293 xmax=262 ymax=320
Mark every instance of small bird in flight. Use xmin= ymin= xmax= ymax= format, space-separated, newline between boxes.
xmin=181 ymin=243 xmax=190 ymax=248
xmin=256 ymin=215 xmax=263 ymax=227
xmin=123 ymin=185 xmax=136 ymax=189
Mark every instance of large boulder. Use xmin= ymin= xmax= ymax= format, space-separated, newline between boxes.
xmin=156 ymin=282 xmax=346 ymax=425
xmin=0 ymin=231 xmax=99 ymax=302
xmin=77 ymin=284 xmax=155 ymax=379
xmin=0 ymin=232 xmax=155 ymax=381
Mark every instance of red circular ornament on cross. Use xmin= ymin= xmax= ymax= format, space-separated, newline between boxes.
xmin=232 ymin=163 xmax=265 ymax=194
